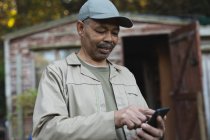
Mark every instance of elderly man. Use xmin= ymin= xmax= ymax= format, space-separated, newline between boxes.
xmin=32 ymin=0 xmax=166 ymax=139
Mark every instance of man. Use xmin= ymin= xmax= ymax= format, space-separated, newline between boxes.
xmin=32 ymin=0 xmax=166 ymax=139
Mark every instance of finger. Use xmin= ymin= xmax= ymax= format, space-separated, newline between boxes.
xmin=141 ymin=123 xmax=164 ymax=138
xmin=121 ymin=111 xmax=137 ymax=129
xmin=143 ymin=108 xmax=155 ymax=115
xmin=143 ymin=109 xmax=155 ymax=121
xmin=164 ymin=115 xmax=167 ymax=120
xmin=126 ymin=107 xmax=147 ymax=127
xmin=157 ymin=116 xmax=165 ymax=131
xmin=131 ymin=135 xmax=141 ymax=140
xmin=137 ymin=108 xmax=154 ymax=121
xmin=124 ymin=119 xmax=135 ymax=130
xmin=136 ymin=128 xmax=156 ymax=140
xmin=126 ymin=109 xmax=143 ymax=128
xmin=119 ymin=107 xmax=144 ymax=129
xmin=130 ymin=107 xmax=147 ymax=122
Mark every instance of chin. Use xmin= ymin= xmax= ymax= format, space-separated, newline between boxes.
xmin=94 ymin=55 xmax=109 ymax=61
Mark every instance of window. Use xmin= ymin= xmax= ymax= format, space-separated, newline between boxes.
xmin=34 ymin=48 xmax=79 ymax=87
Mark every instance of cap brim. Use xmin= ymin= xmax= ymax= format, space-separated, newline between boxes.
xmin=91 ymin=15 xmax=133 ymax=28
xmin=116 ymin=16 xmax=133 ymax=28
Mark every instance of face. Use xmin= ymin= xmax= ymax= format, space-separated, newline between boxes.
xmin=77 ymin=18 xmax=120 ymax=63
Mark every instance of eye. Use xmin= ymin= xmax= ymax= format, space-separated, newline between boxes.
xmin=95 ymin=30 xmax=106 ymax=34
xmin=112 ymin=31 xmax=119 ymax=36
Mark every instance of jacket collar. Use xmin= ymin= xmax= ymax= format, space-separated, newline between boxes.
xmin=66 ymin=53 xmax=122 ymax=79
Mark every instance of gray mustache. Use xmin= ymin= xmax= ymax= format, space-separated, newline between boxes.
xmin=97 ymin=43 xmax=114 ymax=49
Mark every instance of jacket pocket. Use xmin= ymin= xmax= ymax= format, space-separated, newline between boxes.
xmin=125 ymin=86 xmax=141 ymax=105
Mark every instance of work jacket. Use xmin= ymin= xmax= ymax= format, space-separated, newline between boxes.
xmin=32 ymin=53 xmax=148 ymax=140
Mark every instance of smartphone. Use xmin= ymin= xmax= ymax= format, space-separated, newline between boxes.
xmin=147 ymin=107 xmax=170 ymax=127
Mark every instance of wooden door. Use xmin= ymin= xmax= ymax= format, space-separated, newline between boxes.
xmin=169 ymin=21 xmax=204 ymax=140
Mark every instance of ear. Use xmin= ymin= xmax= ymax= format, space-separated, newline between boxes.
xmin=77 ymin=21 xmax=85 ymax=37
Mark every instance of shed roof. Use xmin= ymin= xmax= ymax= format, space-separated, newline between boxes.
xmin=2 ymin=14 xmax=193 ymax=40
xmin=2 ymin=15 xmax=77 ymax=40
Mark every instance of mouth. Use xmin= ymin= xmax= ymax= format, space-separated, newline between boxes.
xmin=98 ymin=47 xmax=112 ymax=54
xmin=97 ymin=43 xmax=114 ymax=54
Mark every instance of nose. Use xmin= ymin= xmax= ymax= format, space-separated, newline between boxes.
xmin=104 ymin=32 xmax=113 ymax=43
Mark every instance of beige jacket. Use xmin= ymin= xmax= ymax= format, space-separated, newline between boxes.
xmin=32 ymin=53 xmax=148 ymax=140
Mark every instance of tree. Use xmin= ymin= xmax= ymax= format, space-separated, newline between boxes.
xmin=15 ymin=0 xmax=68 ymax=28
xmin=147 ymin=0 xmax=210 ymax=16
xmin=1 ymin=0 xmax=210 ymax=38
xmin=0 ymin=0 xmax=17 ymax=36
xmin=0 ymin=0 xmax=70 ymax=39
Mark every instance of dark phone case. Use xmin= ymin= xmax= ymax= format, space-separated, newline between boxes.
xmin=147 ymin=107 xmax=170 ymax=127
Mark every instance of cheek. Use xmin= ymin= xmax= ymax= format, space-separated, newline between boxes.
xmin=86 ymin=32 xmax=101 ymax=44
xmin=83 ymin=35 xmax=96 ymax=48
xmin=90 ymin=37 xmax=103 ymax=47
xmin=113 ymin=37 xmax=119 ymax=45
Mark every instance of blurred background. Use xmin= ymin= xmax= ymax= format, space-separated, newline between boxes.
xmin=0 ymin=0 xmax=210 ymax=140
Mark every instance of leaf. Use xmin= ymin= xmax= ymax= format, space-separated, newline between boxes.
xmin=7 ymin=18 xmax=15 ymax=28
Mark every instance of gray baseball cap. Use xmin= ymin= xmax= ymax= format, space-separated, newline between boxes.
xmin=78 ymin=0 xmax=133 ymax=28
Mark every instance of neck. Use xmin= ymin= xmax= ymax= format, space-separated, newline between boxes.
xmin=77 ymin=51 xmax=108 ymax=67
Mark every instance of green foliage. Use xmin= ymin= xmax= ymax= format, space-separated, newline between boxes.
xmin=15 ymin=0 xmax=67 ymax=28
xmin=0 ymin=0 xmax=210 ymax=38
xmin=111 ymin=0 xmax=210 ymax=16
xmin=16 ymin=89 xmax=37 ymax=116
xmin=146 ymin=0 xmax=210 ymax=16
xmin=0 ymin=0 xmax=69 ymax=38
xmin=0 ymin=0 xmax=17 ymax=36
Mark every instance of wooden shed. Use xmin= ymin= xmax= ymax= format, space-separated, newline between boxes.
xmin=2 ymin=14 xmax=206 ymax=140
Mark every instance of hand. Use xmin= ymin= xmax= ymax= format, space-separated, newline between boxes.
xmin=114 ymin=105 xmax=154 ymax=130
xmin=135 ymin=116 xmax=165 ymax=140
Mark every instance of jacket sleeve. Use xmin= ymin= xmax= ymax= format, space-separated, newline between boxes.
xmin=32 ymin=65 xmax=117 ymax=140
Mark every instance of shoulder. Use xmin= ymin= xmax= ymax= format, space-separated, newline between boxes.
xmin=47 ymin=59 xmax=67 ymax=73
xmin=112 ymin=63 xmax=136 ymax=83
xmin=42 ymin=58 xmax=68 ymax=82
xmin=113 ymin=64 xmax=134 ymax=76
